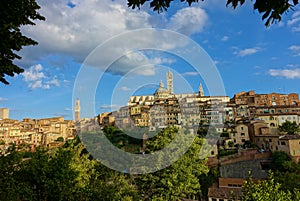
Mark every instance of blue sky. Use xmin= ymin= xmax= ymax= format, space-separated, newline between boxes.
xmin=1 ymin=0 xmax=300 ymax=120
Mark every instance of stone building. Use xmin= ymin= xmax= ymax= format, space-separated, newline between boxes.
xmin=0 ymin=108 xmax=9 ymax=120
xmin=0 ymin=117 xmax=75 ymax=150
xmin=231 ymin=90 xmax=299 ymax=107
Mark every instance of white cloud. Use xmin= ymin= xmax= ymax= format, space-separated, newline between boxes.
xmin=167 ymin=7 xmax=208 ymax=35
xmin=22 ymin=64 xmax=60 ymax=89
xmin=151 ymin=57 xmax=176 ymax=65
xmin=19 ymin=1 xmax=209 ymax=77
xmin=235 ymin=47 xmax=260 ymax=57
xmin=99 ymin=104 xmax=121 ymax=110
xmin=268 ymin=69 xmax=300 ymax=79
xmin=288 ymin=45 xmax=300 ymax=51
xmin=221 ymin=36 xmax=229 ymax=41
xmin=287 ymin=10 xmax=300 ymax=32
xmin=120 ymin=86 xmax=131 ymax=91
xmin=182 ymin=71 xmax=199 ymax=76
xmin=46 ymin=77 xmax=60 ymax=87
xmin=288 ymin=45 xmax=300 ymax=56
xmin=22 ymin=64 xmax=45 ymax=82
xmin=0 ymin=98 xmax=8 ymax=102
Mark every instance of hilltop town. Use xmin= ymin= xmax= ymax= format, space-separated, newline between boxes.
xmin=1 ymin=71 xmax=300 ymax=200
xmin=94 ymin=71 xmax=300 ymax=200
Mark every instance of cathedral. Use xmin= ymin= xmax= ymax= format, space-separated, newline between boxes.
xmin=125 ymin=70 xmax=229 ymax=128
xmin=128 ymin=70 xmax=210 ymax=107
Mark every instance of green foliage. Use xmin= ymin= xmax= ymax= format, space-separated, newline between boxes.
xmin=127 ymin=0 xmax=299 ymax=26
xmin=0 ymin=0 xmax=45 ymax=84
xmin=91 ymin=164 xmax=139 ymax=201
xmin=218 ymin=149 xmax=238 ymax=157
xmin=220 ymin=132 xmax=229 ymax=137
xmin=228 ymin=140 xmax=234 ymax=147
xmin=269 ymin=151 xmax=300 ymax=198
xmin=56 ymin=137 xmax=64 ymax=142
xmin=279 ymin=120 xmax=300 ymax=134
xmin=243 ymin=140 xmax=257 ymax=149
xmin=0 ymin=144 xmax=29 ymax=200
xmin=102 ymin=126 xmax=142 ymax=153
xmin=242 ymin=172 xmax=297 ymax=201
xmin=135 ymin=126 xmax=209 ymax=200
xmin=198 ymin=168 xmax=219 ymax=199
xmin=270 ymin=151 xmax=292 ymax=171
xmin=0 ymin=138 xmax=139 ymax=201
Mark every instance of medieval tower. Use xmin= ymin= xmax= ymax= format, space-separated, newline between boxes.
xmin=74 ymin=99 xmax=80 ymax=122
xmin=166 ymin=70 xmax=174 ymax=94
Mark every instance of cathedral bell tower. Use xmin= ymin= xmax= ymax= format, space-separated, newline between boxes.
xmin=167 ymin=70 xmax=174 ymax=94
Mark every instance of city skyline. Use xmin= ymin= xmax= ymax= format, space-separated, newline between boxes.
xmin=1 ymin=0 xmax=300 ymax=120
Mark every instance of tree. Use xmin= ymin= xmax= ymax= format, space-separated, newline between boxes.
xmin=0 ymin=0 xmax=45 ymax=84
xmin=0 ymin=144 xmax=31 ymax=200
xmin=269 ymin=151 xmax=300 ymax=197
xmin=134 ymin=126 xmax=209 ymax=200
xmin=279 ymin=121 xmax=300 ymax=134
xmin=270 ymin=151 xmax=292 ymax=171
xmin=0 ymin=137 xmax=139 ymax=201
xmin=56 ymin=136 xmax=64 ymax=142
xmin=242 ymin=172 xmax=300 ymax=201
xmin=127 ymin=0 xmax=299 ymax=26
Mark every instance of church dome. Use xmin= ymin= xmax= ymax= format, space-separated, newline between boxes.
xmin=154 ymin=80 xmax=168 ymax=94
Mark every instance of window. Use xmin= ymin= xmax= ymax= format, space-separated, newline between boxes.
xmin=212 ymin=199 xmax=217 ymax=201
xmin=241 ymin=126 xmax=244 ymax=130
xmin=281 ymin=141 xmax=286 ymax=145
xmin=269 ymin=139 xmax=272 ymax=142
xmin=241 ymin=133 xmax=245 ymax=136
xmin=211 ymin=151 xmax=214 ymax=155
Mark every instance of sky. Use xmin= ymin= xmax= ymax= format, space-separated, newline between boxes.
xmin=1 ymin=0 xmax=300 ymax=120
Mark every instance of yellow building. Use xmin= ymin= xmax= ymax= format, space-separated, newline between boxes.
xmin=0 ymin=117 xmax=75 ymax=149
xmin=230 ymin=124 xmax=250 ymax=145
xmin=254 ymin=134 xmax=300 ymax=162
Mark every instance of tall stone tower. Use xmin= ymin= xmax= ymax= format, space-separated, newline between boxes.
xmin=199 ymin=83 xmax=204 ymax=96
xmin=74 ymin=99 xmax=80 ymax=122
xmin=166 ymin=70 xmax=174 ymax=94
xmin=0 ymin=108 xmax=9 ymax=119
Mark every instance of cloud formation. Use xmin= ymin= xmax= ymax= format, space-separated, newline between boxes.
xmin=20 ymin=1 xmax=209 ymax=76
xmin=288 ymin=45 xmax=300 ymax=56
xmin=268 ymin=69 xmax=300 ymax=79
xmin=235 ymin=47 xmax=260 ymax=57
xmin=287 ymin=10 xmax=300 ymax=32
xmin=221 ymin=36 xmax=229 ymax=41
xmin=167 ymin=7 xmax=208 ymax=35
xmin=22 ymin=64 xmax=60 ymax=89
xmin=0 ymin=98 xmax=8 ymax=102
xmin=182 ymin=71 xmax=199 ymax=76
xmin=120 ymin=86 xmax=131 ymax=91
